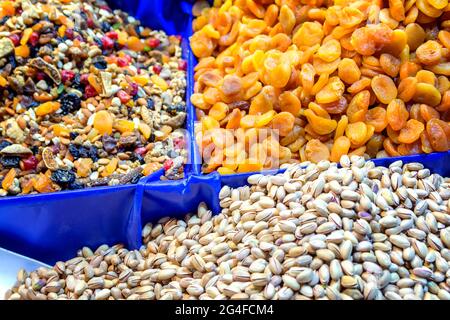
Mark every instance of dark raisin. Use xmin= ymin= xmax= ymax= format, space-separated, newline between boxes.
xmin=0 ymin=140 xmax=12 ymax=151
xmin=67 ymin=181 xmax=84 ymax=190
xmin=93 ymin=57 xmax=107 ymax=70
xmin=60 ymin=93 xmax=81 ymax=115
xmin=102 ymin=134 xmax=117 ymax=153
xmin=51 ymin=169 xmax=76 ymax=184
xmin=68 ymin=144 xmax=81 ymax=159
xmin=72 ymin=74 xmax=84 ymax=91
xmin=101 ymin=21 xmax=112 ymax=32
xmin=30 ymin=146 xmax=39 ymax=155
xmin=149 ymin=132 xmax=155 ymax=142
xmin=70 ymin=132 xmax=79 ymax=140
xmin=8 ymin=55 xmax=16 ymax=69
xmin=0 ymin=156 xmax=20 ymax=168
xmin=147 ymin=99 xmax=155 ymax=110
xmin=130 ymin=173 xmax=142 ymax=184
xmin=89 ymin=146 xmax=99 ymax=162
xmin=131 ymin=153 xmax=145 ymax=164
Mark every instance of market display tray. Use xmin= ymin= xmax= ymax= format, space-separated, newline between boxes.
xmin=0 ymin=0 xmax=449 ymax=268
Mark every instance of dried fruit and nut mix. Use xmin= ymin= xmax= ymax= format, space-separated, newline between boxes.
xmin=190 ymin=0 xmax=450 ymax=174
xmin=6 ymin=156 xmax=450 ymax=300
xmin=0 ymin=0 xmax=188 ymax=196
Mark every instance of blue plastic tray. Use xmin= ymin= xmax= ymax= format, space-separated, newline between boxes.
xmin=0 ymin=0 xmax=449 ymax=266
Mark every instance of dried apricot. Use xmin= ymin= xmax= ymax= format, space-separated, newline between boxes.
xmin=305 ymin=139 xmax=330 ymax=163
xmin=387 ymin=99 xmax=409 ymax=131
xmin=371 ymin=75 xmax=398 ymax=104
xmin=365 ymin=107 xmax=388 ymax=133
xmin=398 ymin=119 xmax=425 ymax=144
xmin=330 ymin=136 xmax=351 ymax=162
xmin=345 ymin=122 xmax=367 ymax=146
xmin=271 ymin=112 xmax=295 ymax=136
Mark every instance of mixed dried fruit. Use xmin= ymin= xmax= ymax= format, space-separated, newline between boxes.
xmin=0 ymin=0 xmax=187 ymax=196
xmin=190 ymin=0 xmax=450 ymax=173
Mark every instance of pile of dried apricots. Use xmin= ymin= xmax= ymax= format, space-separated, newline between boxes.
xmin=190 ymin=0 xmax=450 ymax=174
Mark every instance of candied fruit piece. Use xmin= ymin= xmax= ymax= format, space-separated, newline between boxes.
xmin=93 ymin=110 xmax=113 ymax=135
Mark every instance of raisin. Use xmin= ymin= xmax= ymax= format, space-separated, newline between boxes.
xmin=0 ymin=156 xmax=20 ymax=168
xmin=51 ymin=169 xmax=76 ymax=185
xmin=60 ymin=93 xmax=81 ymax=115
xmin=93 ymin=57 xmax=108 ymax=70
xmin=0 ymin=140 xmax=12 ymax=151
xmin=67 ymin=181 xmax=85 ymax=190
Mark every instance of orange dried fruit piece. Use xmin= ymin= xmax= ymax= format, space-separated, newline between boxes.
xmin=398 ymin=119 xmax=425 ymax=144
xmin=387 ymin=99 xmax=409 ymax=131
xmin=209 ymin=102 xmax=229 ymax=121
xmin=334 ymin=115 xmax=348 ymax=140
xmin=20 ymin=28 xmax=33 ymax=45
xmin=102 ymin=158 xmax=118 ymax=177
xmin=33 ymin=173 xmax=54 ymax=193
xmin=139 ymin=123 xmax=151 ymax=140
xmin=383 ymin=138 xmax=400 ymax=156
xmin=316 ymin=77 xmax=345 ymax=104
xmin=217 ymin=167 xmax=235 ymax=175
xmin=52 ymin=124 xmax=70 ymax=137
xmin=366 ymin=134 xmax=384 ymax=157
xmin=127 ymin=36 xmax=145 ymax=51
xmin=304 ymin=109 xmax=337 ymax=135
xmin=379 ymin=53 xmax=400 ymax=77
xmin=237 ymin=160 xmax=263 ymax=173
xmin=226 ymin=108 xmax=242 ymax=129
xmin=345 ymin=122 xmax=367 ymax=146
xmin=191 ymin=93 xmax=210 ymax=110
xmin=365 ymin=107 xmax=388 ymax=133
xmin=397 ymin=77 xmax=417 ymax=102
xmin=255 ymin=110 xmax=276 ymax=128
xmin=88 ymin=74 xmax=102 ymax=93
xmin=419 ymin=104 xmax=440 ymax=122
xmin=330 ymin=136 xmax=351 ymax=162
xmin=201 ymin=116 xmax=220 ymax=131
xmin=143 ymin=163 xmax=161 ymax=176
xmin=74 ymin=158 xmax=93 ymax=178
xmin=416 ymin=40 xmax=442 ymax=66
xmin=151 ymin=75 xmax=169 ymax=91
xmin=15 ymin=45 xmax=30 ymax=58
xmin=114 ymin=120 xmax=135 ymax=133
xmin=131 ymin=76 xmax=149 ymax=86
xmin=426 ymin=119 xmax=450 ymax=151
xmin=305 ymin=139 xmax=330 ymax=163
xmin=271 ymin=112 xmax=295 ymax=136
xmin=371 ymin=75 xmax=397 ymax=104
xmin=221 ymin=75 xmax=242 ymax=96
xmin=413 ymin=83 xmax=442 ymax=107
xmin=35 ymin=101 xmax=61 ymax=116
xmin=279 ymin=91 xmax=301 ymax=116
xmin=268 ymin=63 xmax=291 ymax=89
xmin=2 ymin=168 xmax=16 ymax=191
xmin=293 ymin=21 xmax=324 ymax=47
xmin=338 ymin=58 xmax=361 ymax=84
xmin=317 ymin=39 xmax=341 ymax=62
xmin=93 ymin=110 xmax=113 ymax=135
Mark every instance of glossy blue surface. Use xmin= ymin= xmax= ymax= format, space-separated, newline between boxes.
xmin=0 ymin=0 xmax=449 ymax=268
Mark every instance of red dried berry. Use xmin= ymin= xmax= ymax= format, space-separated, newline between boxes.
xmin=22 ymin=155 xmax=38 ymax=171
xmin=65 ymin=28 xmax=74 ymax=40
xmin=61 ymin=70 xmax=75 ymax=83
xmin=36 ymin=72 xmax=46 ymax=81
xmin=85 ymin=85 xmax=97 ymax=98
xmin=117 ymin=57 xmax=128 ymax=67
xmin=87 ymin=18 xmax=95 ymax=28
xmin=148 ymin=38 xmax=160 ymax=48
xmin=130 ymin=82 xmax=139 ymax=96
xmin=163 ymin=159 xmax=173 ymax=171
xmin=178 ymin=60 xmax=187 ymax=71
xmin=9 ymin=34 xmax=20 ymax=46
xmin=123 ymin=54 xmax=132 ymax=63
xmin=80 ymin=74 xmax=89 ymax=85
xmin=29 ymin=32 xmax=39 ymax=46
xmin=106 ymin=31 xmax=118 ymax=40
xmin=153 ymin=65 xmax=162 ymax=74
xmin=134 ymin=147 xmax=147 ymax=156
xmin=101 ymin=36 xmax=114 ymax=50
xmin=117 ymin=90 xmax=131 ymax=103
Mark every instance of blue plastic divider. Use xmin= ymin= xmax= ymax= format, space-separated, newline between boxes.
xmin=1 ymin=0 xmax=450 ymax=266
